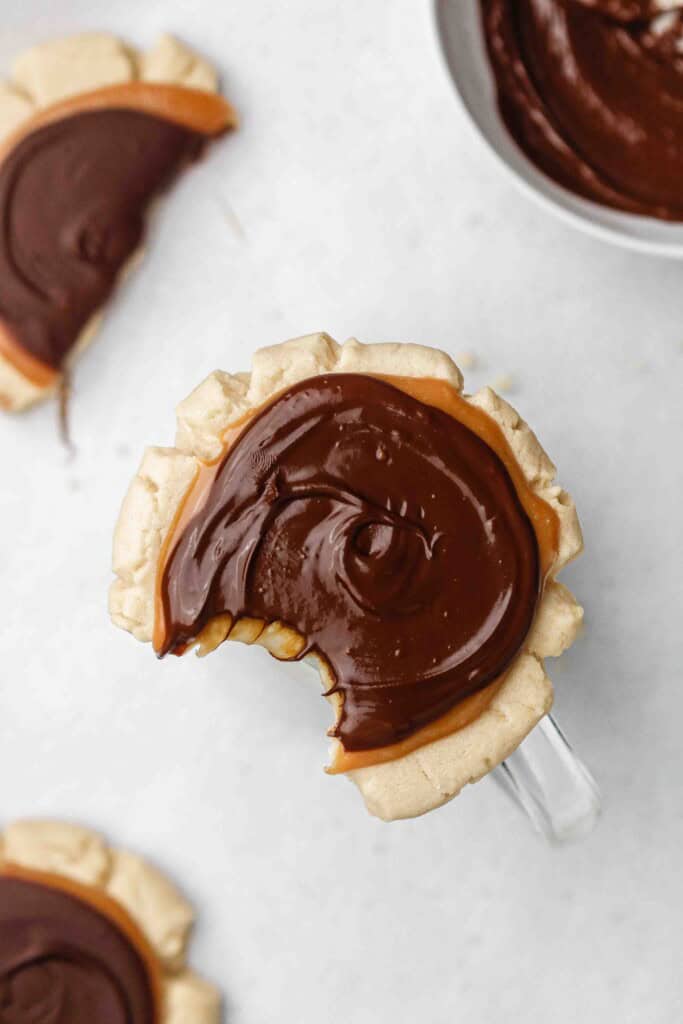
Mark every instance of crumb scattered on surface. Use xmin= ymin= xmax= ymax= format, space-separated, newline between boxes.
xmin=456 ymin=351 xmax=477 ymax=370
xmin=493 ymin=373 xmax=515 ymax=393
xmin=221 ymin=198 xmax=246 ymax=241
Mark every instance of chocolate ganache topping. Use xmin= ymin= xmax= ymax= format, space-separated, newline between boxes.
xmin=481 ymin=0 xmax=683 ymax=220
xmin=0 ymin=107 xmax=206 ymax=373
xmin=161 ymin=374 xmax=542 ymax=752
xmin=0 ymin=875 xmax=156 ymax=1024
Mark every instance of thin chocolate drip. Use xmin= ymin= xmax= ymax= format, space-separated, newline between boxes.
xmin=0 ymin=876 xmax=156 ymax=1024
xmin=0 ymin=108 xmax=206 ymax=372
xmin=161 ymin=375 xmax=541 ymax=752
xmin=57 ymin=370 xmax=75 ymax=452
xmin=481 ymin=0 xmax=683 ymax=220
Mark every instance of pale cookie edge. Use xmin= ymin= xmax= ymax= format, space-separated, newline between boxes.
xmin=1 ymin=819 xmax=111 ymax=887
xmin=106 ymin=848 xmax=195 ymax=972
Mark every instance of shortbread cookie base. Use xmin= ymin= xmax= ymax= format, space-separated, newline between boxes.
xmin=0 ymin=819 xmax=220 ymax=1024
xmin=0 ymin=32 xmax=220 ymax=412
xmin=110 ymin=334 xmax=584 ymax=821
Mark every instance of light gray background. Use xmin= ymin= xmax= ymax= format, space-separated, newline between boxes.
xmin=1 ymin=3 xmax=681 ymax=1022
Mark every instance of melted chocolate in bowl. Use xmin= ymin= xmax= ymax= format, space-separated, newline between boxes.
xmin=481 ymin=0 xmax=683 ymax=220
xmin=0 ymin=108 xmax=205 ymax=373
xmin=160 ymin=374 xmax=543 ymax=753
xmin=0 ymin=875 xmax=156 ymax=1024
xmin=572 ymin=1 xmax=674 ymax=16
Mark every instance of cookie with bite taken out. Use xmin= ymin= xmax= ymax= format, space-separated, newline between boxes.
xmin=111 ymin=334 xmax=584 ymax=821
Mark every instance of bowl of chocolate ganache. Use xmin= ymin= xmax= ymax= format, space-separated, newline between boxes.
xmin=435 ymin=0 xmax=683 ymax=255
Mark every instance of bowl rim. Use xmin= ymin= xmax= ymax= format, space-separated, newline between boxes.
xmin=433 ymin=0 xmax=683 ymax=259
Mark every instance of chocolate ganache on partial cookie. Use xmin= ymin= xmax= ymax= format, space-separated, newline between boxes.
xmin=481 ymin=0 xmax=683 ymax=219
xmin=160 ymin=374 xmax=542 ymax=752
xmin=0 ymin=875 xmax=156 ymax=1024
xmin=0 ymin=108 xmax=205 ymax=372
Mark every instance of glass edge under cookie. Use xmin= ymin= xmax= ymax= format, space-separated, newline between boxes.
xmin=493 ymin=714 xmax=601 ymax=844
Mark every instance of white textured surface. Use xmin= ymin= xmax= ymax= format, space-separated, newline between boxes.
xmin=0 ymin=2 xmax=681 ymax=1023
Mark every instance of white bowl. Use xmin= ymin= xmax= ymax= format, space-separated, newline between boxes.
xmin=434 ymin=0 xmax=683 ymax=257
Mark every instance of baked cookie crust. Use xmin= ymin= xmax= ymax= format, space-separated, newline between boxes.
xmin=110 ymin=334 xmax=583 ymax=820
xmin=0 ymin=818 xmax=221 ymax=1023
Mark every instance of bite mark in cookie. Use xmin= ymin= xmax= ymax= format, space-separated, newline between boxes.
xmin=156 ymin=373 xmax=559 ymax=767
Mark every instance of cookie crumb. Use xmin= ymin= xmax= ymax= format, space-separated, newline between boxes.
xmin=493 ymin=373 xmax=515 ymax=393
xmin=456 ymin=351 xmax=477 ymax=370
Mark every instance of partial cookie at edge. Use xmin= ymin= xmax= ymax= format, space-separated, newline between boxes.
xmin=0 ymin=32 xmax=222 ymax=412
xmin=0 ymin=819 xmax=221 ymax=1024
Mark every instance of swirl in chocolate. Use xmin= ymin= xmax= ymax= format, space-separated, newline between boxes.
xmin=481 ymin=0 xmax=683 ymax=219
xmin=0 ymin=108 xmax=205 ymax=372
xmin=0 ymin=875 xmax=156 ymax=1024
xmin=160 ymin=374 xmax=541 ymax=752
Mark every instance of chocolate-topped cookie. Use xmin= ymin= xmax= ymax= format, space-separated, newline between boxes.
xmin=0 ymin=819 xmax=220 ymax=1023
xmin=111 ymin=334 xmax=583 ymax=820
xmin=0 ymin=33 xmax=237 ymax=412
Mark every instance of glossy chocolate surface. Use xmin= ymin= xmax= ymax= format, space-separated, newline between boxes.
xmin=0 ymin=108 xmax=205 ymax=371
xmin=161 ymin=374 xmax=541 ymax=752
xmin=0 ymin=875 xmax=156 ymax=1024
xmin=481 ymin=0 xmax=683 ymax=220
xmin=574 ymin=1 xmax=673 ymax=16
